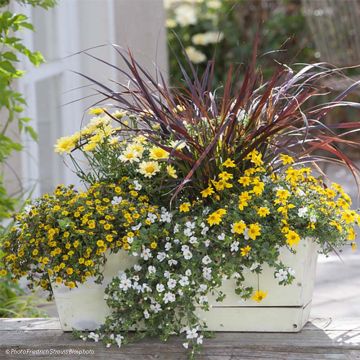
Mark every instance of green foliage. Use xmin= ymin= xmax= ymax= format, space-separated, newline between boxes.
xmin=0 ymin=0 xmax=55 ymax=318
xmin=166 ymin=0 xmax=316 ymax=85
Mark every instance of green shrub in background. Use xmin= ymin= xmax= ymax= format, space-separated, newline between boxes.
xmin=165 ymin=0 xmax=316 ymax=85
xmin=0 ymin=0 xmax=56 ymax=317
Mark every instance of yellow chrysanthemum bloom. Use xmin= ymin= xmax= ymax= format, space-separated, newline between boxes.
xmin=120 ymin=149 xmax=140 ymax=163
xmin=138 ymin=161 xmax=160 ymax=178
xmin=88 ymin=107 xmax=104 ymax=115
xmin=54 ymin=136 xmax=77 ymax=153
xmin=149 ymin=146 xmax=169 ymax=160
xmin=252 ymin=290 xmax=267 ymax=303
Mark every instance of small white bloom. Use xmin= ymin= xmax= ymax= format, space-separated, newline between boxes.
xmin=218 ymin=233 xmax=225 ymax=241
xmin=164 ymin=271 xmax=171 ymax=279
xmin=143 ymin=310 xmax=150 ymax=319
xmin=165 ymin=242 xmax=172 ymax=251
xmin=88 ymin=332 xmax=99 ymax=342
xmin=167 ymin=278 xmax=177 ymax=289
xmin=185 ymin=221 xmax=196 ymax=229
xmin=168 ymin=259 xmax=178 ymax=266
xmin=133 ymin=264 xmax=142 ymax=272
xmin=310 ymin=214 xmax=317 ymax=223
xmin=111 ymin=196 xmax=123 ymax=205
xmin=182 ymin=342 xmax=189 ymax=349
xmin=230 ymin=241 xmax=240 ymax=252
xmin=115 ymin=334 xmax=124 ymax=348
xmin=202 ymin=255 xmax=212 ymax=265
xmin=163 ymin=292 xmax=176 ymax=304
xmin=157 ymin=252 xmax=166 ymax=262
xmin=185 ymin=269 xmax=192 ymax=276
xmin=244 ymin=228 xmax=250 ymax=240
xmin=179 ymin=275 xmax=189 ymax=287
xmin=156 ymin=284 xmax=165 ymax=293
xmin=204 ymin=239 xmax=211 ymax=248
xmin=199 ymin=284 xmax=207 ymax=293
xmin=147 ymin=212 xmax=157 ymax=223
xmin=148 ymin=266 xmax=156 ymax=274
xmin=184 ymin=228 xmax=193 ymax=237
xmin=141 ymin=248 xmax=152 ymax=261
xmin=203 ymin=267 xmax=212 ymax=280
xmin=133 ymin=180 xmax=142 ymax=191
xmin=131 ymin=223 xmax=142 ymax=231
xmin=199 ymin=295 xmax=208 ymax=304
xmin=174 ymin=224 xmax=180 ymax=233
xmin=201 ymin=226 xmax=209 ymax=235
xmin=189 ymin=236 xmax=198 ymax=244
xmin=197 ymin=335 xmax=204 ymax=345
xmin=150 ymin=302 xmax=161 ymax=313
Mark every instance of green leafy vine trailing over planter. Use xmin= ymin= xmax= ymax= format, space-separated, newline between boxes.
xmin=0 ymin=0 xmax=56 ymax=317
xmin=2 ymin=45 xmax=360 ymax=358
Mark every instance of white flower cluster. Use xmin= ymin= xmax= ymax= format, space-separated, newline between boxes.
xmin=275 ymin=267 xmax=295 ymax=283
xmin=298 ymin=206 xmax=317 ymax=223
xmin=181 ymin=326 xmax=204 ymax=348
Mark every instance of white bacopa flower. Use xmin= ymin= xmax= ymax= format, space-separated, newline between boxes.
xmin=115 ymin=334 xmax=124 ymax=348
xmin=244 ymin=228 xmax=250 ymax=240
xmin=189 ymin=236 xmax=198 ymax=244
xmin=202 ymin=207 xmax=210 ymax=215
xmin=185 ymin=269 xmax=192 ymax=276
xmin=204 ymin=239 xmax=211 ymax=247
xmin=201 ymin=226 xmax=209 ymax=235
xmin=298 ymin=207 xmax=308 ymax=218
xmin=177 ymin=289 xmax=184 ymax=296
xmin=165 ymin=242 xmax=172 ymax=251
xmin=119 ymin=278 xmax=132 ymax=292
xmin=148 ymin=266 xmax=156 ymax=274
xmin=167 ymin=278 xmax=177 ymax=289
xmin=203 ymin=267 xmax=212 ymax=280
xmin=127 ymin=236 xmax=134 ymax=244
xmin=185 ymin=221 xmax=195 ymax=229
xmin=198 ymin=284 xmax=207 ymax=293
xmin=88 ymin=332 xmax=99 ymax=342
xmin=168 ymin=259 xmax=178 ymax=266
xmin=111 ymin=196 xmax=123 ymax=205
xmin=183 ymin=228 xmax=193 ymax=237
xmin=156 ymin=284 xmax=165 ymax=293
xmin=199 ymin=295 xmax=208 ymax=305
xmin=249 ymin=262 xmax=260 ymax=271
xmin=182 ymin=342 xmax=189 ymax=349
xmin=275 ymin=269 xmax=288 ymax=282
xmin=150 ymin=303 xmax=161 ymax=313
xmin=141 ymin=248 xmax=152 ymax=261
xmin=23 ymin=204 xmax=32 ymax=213
xmin=164 ymin=271 xmax=171 ymax=279
xmin=173 ymin=238 xmax=180 ymax=244
xmin=133 ymin=180 xmax=142 ymax=191
xmin=143 ymin=310 xmax=150 ymax=319
xmin=288 ymin=268 xmax=295 ymax=277
xmin=179 ymin=275 xmax=189 ymax=287
xmin=163 ymin=292 xmax=176 ymax=304
xmin=218 ymin=233 xmax=225 ymax=241
xmin=157 ymin=252 xmax=166 ymax=262
xmin=186 ymin=327 xmax=199 ymax=339
xmin=133 ymin=264 xmax=142 ymax=272
xmin=173 ymin=224 xmax=180 ymax=233
xmin=310 ymin=214 xmax=317 ymax=223
xmin=202 ymin=255 xmax=212 ymax=265
xmin=160 ymin=208 xmax=172 ymax=223
xmin=131 ymin=223 xmax=142 ymax=231
xmin=230 ymin=241 xmax=240 ymax=252
xmin=147 ymin=212 xmax=157 ymax=223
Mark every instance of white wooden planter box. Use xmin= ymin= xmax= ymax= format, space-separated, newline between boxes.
xmin=52 ymin=239 xmax=318 ymax=333
xmin=51 ymin=251 xmax=136 ymax=331
xmin=196 ymin=238 xmax=318 ymax=332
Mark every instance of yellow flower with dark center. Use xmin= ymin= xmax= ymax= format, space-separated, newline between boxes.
xmin=218 ymin=171 xmax=233 ymax=181
xmin=223 ymin=158 xmax=236 ymax=168
xmin=66 ymin=268 xmax=74 ymax=275
xmin=248 ymin=223 xmax=261 ymax=240
xmin=240 ymin=245 xmax=251 ymax=257
xmin=342 ymin=210 xmax=356 ymax=224
xmin=149 ymin=147 xmax=169 ymax=160
xmin=257 ymin=207 xmax=270 ymax=217
xmin=231 ymin=221 xmax=246 ymax=235
xmin=238 ymin=176 xmax=252 ymax=186
xmin=179 ymin=202 xmax=191 ymax=213
xmin=280 ymin=154 xmax=294 ymax=165
xmin=96 ymin=240 xmax=105 ymax=247
xmin=285 ymin=230 xmax=300 ymax=247
xmin=201 ymin=186 xmax=214 ymax=198
xmin=207 ymin=208 xmax=227 ymax=226
xmin=252 ymin=290 xmax=267 ymax=302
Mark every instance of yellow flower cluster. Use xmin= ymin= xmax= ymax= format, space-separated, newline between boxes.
xmin=1 ymin=179 xmax=158 ymax=292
